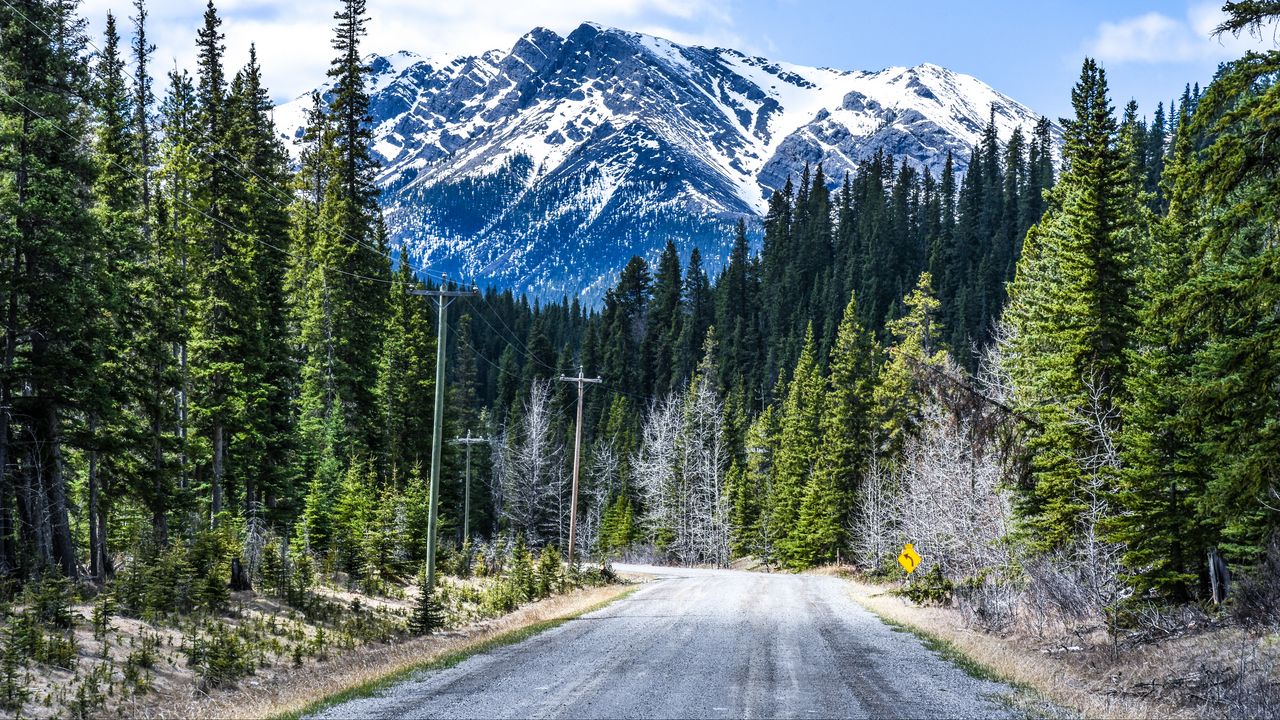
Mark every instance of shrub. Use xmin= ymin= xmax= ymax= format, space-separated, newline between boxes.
xmin=38 ymin=629 xmax=76 ymax=669
xmin=455 ymin=539 xmax=473 ymax=579
xmin=898 ymin=565 xmax=954 ymax=606
xmin=409 ymin=578 xmax=446 ymax=636
xmin=536 ymin=546 xmax=561 ymax=599
xmin=286 ymin=549 xmax=314 ymax=607
xmin=509 ymin=539 xmax=535 ymax=603
xmin=954 ymin=570 xmax=1020 ymax=633
xmin=0 ymin=619 xmax=29 ymax=710
xmin=190 ymin=528 xmax=237 ymax=613
xmin=185 ymin=622 xmax=253 ymax=690
xmin=115 ymin=542 xmax=196 ymax=618
xmin=480 ymin=579 xmax=519 ymax=616
xmin=69 ymin=663 xmax=109 ymax=720
xmin=30 ymin=573 xmax=75 ymax=630
xmin=91 ymin=592 xmax=113 ymax=643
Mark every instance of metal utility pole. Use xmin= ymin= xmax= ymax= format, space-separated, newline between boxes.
xmin=557 ymin=367 xmax=601 ymax=567
xmin=411 ymin=275 xmax=478 ymax=593
xmin=452 ymin=430 xmax=487 ymax=542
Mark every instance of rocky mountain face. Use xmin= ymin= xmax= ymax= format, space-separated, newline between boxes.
xmin=276 ymin=23 xmax=1053 ymax=301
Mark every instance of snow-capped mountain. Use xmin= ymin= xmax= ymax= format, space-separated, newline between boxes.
xmin=275 ymin=23 xmax=1052 ymax=302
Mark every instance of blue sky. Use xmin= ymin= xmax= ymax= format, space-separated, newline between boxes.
xmin=75 ymin=0 xmax=1278 ymax=122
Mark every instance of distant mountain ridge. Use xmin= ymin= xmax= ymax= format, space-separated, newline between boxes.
xmin=275 ymin=22 xmax=1055 ymax=301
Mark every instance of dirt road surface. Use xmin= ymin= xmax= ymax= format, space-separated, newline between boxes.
xmin=308 ymin=565 xmax=1021 ymax=719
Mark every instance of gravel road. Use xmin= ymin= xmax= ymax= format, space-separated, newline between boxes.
xmin=308 ymin=565 xmax=1020 ymax=719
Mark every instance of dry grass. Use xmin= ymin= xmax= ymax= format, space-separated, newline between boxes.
xmin=113 ymin=582 xmax=636 ymax=720
xmin=834 ymin=569 xmax=1279 ymax=720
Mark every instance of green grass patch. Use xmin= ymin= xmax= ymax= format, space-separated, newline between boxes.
xmin=879 ymin=616 xmax=1005 ymax=683
xmin=877 ymin=616 xmax=1073 ymax=717
xmin=276 ymin=586 xmax=638 ymax=720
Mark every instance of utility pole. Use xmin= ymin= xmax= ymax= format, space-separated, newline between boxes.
xmin=411 ymin=275 xmax=478 ymax=593
xmin=558 ymin=367 xmax=601 ymax=567
xmin=452 ymin=430 xmax=487 ymax=542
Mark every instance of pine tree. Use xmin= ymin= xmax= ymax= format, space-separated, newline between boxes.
xmin=771 ymin=327 xmax=824 ymax=567
xmin=332 ymin=455 xmax=375 ymax=582
xmin=714 ymin=220 xmax=762 ymax=402
xmin=294 ymin=0 xmax=391 ymax=479
xmin=1004 ymin=59 xmax=1142 ymax=550
xmin=728 ymin=407 xmax=776 ymax=560
xmin=874 ymin=273 xmax=945 ymax=462
xmin=189 ymin=0 xmax=257 ymax=525
xmin=409 ymin=568 xmax=445 ymax=635
xmin=601 ymin=257 xmax=649 ymax=397
xmin=798 ymin=291 xmax=878 ymax=565
xmin=1114 ymin=102 xmax=1209 ymax=598
xmin=156 ymin=67 xmax=200 ymax=522
xmin=1154 ymin=24 xmax=1280 ymax=563
xmin=377 ymin=262 xmax=435 ymax=480
xmin=0 ymin=0 xmax=99 ymax=579
xmin=129 ymin=0 xmax=183 ymax=546
xmin=643 ymin=241 xmax=682 ymax=398
xmin=673 ymin=248 xmax=714 ymax=387
xmin=86 ymin=11 xmax=144 ymax=582
xmin=225 ymin=45 xmax=297 ymax=522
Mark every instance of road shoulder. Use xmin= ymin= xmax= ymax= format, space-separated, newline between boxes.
xmin=840 ymin=575 xmax=1164 ymax=719
xmin=149 ymin=582 xmax=638 ymax=720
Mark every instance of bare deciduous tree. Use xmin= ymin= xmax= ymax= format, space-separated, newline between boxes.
xmin=852 ymin=455 xmax=894 ymax=571
xmin=633 ymin=379 xmax=730 ymax=566
xmin=577 ymin=438 xmax=620 ymax=560
xmin=499 ymin=380 xmax=563 ymax=545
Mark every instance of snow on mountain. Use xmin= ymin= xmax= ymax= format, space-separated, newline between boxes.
xmin=275 ymin=23 xmax=1055 ymax=302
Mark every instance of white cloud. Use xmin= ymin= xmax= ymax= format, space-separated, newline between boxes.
xmin=75 ymin=0 xmax=738 ymax=103
xmin=1085 ymin=2 xmax=1278 ymax=64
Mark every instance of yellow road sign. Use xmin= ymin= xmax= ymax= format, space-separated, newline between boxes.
xmin=898 ymin=543 xmax=922 ymax=574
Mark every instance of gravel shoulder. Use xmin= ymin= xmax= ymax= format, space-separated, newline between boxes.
xmin=309 ymin=565 xmax=1027 ymax=719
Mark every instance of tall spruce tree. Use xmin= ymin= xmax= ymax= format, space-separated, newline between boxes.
xmin=643 ymin=240 xmax=682 ymax=398
xmin=294 ymin=0 xmax=391 ymax=480
xmin=673 ymin=248 xmax=714 ymax=387
xmin=1004 ymin=59 xmax=1142 ymax=550
xmin=771 ymin=326 xmax=824 ymax=568
xmin=126 ymin=0 xmax=184 ymax=546
xmin=86 ymin=12 xmax=144 ymax=580
xmin=156 ymin=66 xmax=200 ymax=521
xmin=225 ymin=46 xmax=297 ymax=521
xmin=377 ymin=262 xmax=435 ymax=481
xmin=189 ymin=0 xmax=259 ymax=525
xmin=800 ymin=290 xmax=878 ymax=565
xmin=1114 ymin=102 xmax=1209 ymax=599
xmin=0 ymin=0 xmax=98 ymax=578
xmin=873 ymin=274 xmax=945 ymax=463
xmin=1158 ymin=18 xmax=1280 ymax=562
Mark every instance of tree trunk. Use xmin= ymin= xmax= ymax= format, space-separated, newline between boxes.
xmin=230 ymin=556 xmax=250 ymax=591
xmin=211 ymin=421 xmax=223 ymax=526
xmin=42 ymin=405 xmax=77 ymax=580
xmin=152 ymin=416 xmax=168 ymax=546
xmin=0 ymin=249 xmax=18 ymax=577
xmin=88 ymin=442 xmax=101 ymax=581
xmin=244 ymin=470 xmax=255 ymax=518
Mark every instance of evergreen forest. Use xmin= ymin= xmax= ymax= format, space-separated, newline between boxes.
xmin=0 ymin=1 xmax=1279 ymax=711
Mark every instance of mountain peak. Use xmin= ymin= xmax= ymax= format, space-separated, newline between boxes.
xmin=277 ymin=25 xmax=1056 ymax=302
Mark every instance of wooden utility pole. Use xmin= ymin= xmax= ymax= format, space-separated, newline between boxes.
xmin=558 ymin=367 xmax=601 ymax=566
xmin=453 ymin=430 xmax=487 ymax=542
xmin=411 ymin=276 xmax=478 ymax=592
